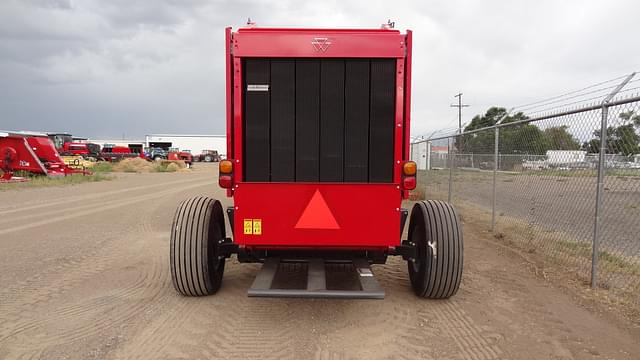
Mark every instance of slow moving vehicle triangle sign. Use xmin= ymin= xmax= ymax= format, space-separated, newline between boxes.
xmin=295 ymin=189 xmax=340 ymax=229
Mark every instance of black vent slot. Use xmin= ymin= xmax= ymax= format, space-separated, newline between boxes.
xmin=243 ymin=58 xmax=396 ymax=183
xmin=270 ymin=60 xmax=296 ymax=181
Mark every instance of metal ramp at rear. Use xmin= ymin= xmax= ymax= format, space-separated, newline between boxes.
xmin=247 ymin=258 xmax=385 ymax=299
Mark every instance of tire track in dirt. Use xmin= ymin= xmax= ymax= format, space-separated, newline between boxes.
xmin=129 ymin=261 xmax=296 ymax=360
xmin=429 ymin=300 xmax=503 ymax=360
xmin=312 ymin=259 xmax=440 ymax=360
xmin=119 ymin=262 xmax=247 ymax=359
xmin=0 ymin=181 xmax=211 ymax=356
xmin=0 ymin=180 xmax=212 ymax=235
xmin=0 ymin=181 xmax=211 ymax=309
xmin=0 ymin=235 xmax=167 ymax=347
xmin=1 ymin=249 xmax=172 ymax=358
xmin=0 ymin=176 xmax=208 ymax=216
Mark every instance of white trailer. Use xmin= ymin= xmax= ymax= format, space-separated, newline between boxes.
xmin=546 ymin=150 xmax=586 ymax=164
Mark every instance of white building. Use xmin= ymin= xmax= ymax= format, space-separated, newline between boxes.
xmin=145 ymin=134 xmax=226 ymax=156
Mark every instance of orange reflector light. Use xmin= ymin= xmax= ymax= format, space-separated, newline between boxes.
xmin=403 ymin=161 xmax=417 ymax=176
xmin=219 ymin=160 xmax=233 ymax=174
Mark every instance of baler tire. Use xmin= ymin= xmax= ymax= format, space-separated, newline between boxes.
xmin=170 ymin=196 xmax=226 ymax=296
xmin=407 ymin=200 xmax=463 ymax=299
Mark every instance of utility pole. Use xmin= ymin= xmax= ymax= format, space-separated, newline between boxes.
xmin=451 ymin=93 xmax=469 ymax=135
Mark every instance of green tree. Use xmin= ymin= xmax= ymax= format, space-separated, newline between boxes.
xmin=543 ymin=126 xmax=581 ymax=150
xmin=582 ymin=111 xmax=640 ymax=155
xmin=459 ymin=107 xmax=550 ymax=155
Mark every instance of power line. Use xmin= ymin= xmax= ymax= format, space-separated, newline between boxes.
xmin=512 ymin=74 xmax=630 ymax=111
xmin=451 ymin=93 xmax=469 ymax=135
xmin=516 ymin=83 xmax=620 ymax=113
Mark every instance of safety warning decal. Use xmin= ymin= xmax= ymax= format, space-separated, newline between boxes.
xmin=243 ymin=219 xmax=262 ymax=235
xmin=252 ymin=219 xmax=262 ymax=235
xmin=243 ymin=219 xmax=253 ymax=235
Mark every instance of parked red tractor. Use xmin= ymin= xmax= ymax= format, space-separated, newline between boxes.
xmin=170 ymin=26 xmax=463 ymax=299
xmin=192 ymin=149 xmax=220 ymax=163
xmin=167 ymin=149 xmax=193 ymax=168
xmin=0 ymin=131 xmax=89 ymax=182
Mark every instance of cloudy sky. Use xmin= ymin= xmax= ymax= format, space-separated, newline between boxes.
xmin=1 ymin=0 xmax=638 ymax=139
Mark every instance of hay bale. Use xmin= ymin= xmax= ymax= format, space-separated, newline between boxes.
xmin=112 ymin=158 xmax=154 ymax=173
xmin=166 ymin=163 xmax=181 ymax=172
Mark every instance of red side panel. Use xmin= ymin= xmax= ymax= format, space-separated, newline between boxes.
xmin=403 ymin=30 xmax=413 ymax=199
xmin=234 ymin=183 xmax=401 ymax=248
xmin=225 ymin=27 xmax=233 ymax=197
xmin=225 ymin=27 xmax=233 ymax=162
xmin=393 ymin=57 xmax=405 ymax=185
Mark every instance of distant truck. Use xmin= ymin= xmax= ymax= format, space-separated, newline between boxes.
xmin=192 ymin=150 xmax=220 ymax=162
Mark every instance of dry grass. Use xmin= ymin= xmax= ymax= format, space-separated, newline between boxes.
xmin=99 ymin=158 xmax=189 ymax=173
xmin=447 ymin=197 xmax=640 ymax=324
xmin=0 ymin=171 xmax=112 ymax=191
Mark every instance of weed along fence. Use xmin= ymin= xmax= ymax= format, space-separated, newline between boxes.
xmin=412 ymin=73 xmax=640 ymax=305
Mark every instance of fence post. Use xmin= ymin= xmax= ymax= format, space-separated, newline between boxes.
xmin=448 ymin=137 xmax=453 ymax=203
xmin=427 ymin=141 xmax=432 ymax=170
xmin=492 ymin=127 xmax=499 ymax=232
xmin=591 ymin=72 xmax=635 ymax=289
xmin=491 ymin=110 xmax=512 ymax=233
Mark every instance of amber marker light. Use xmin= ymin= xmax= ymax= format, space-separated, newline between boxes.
xmin=219 ymin=160 xmax=233 ymax=174
xmin=403 ymin=161 xmax=417 ymax=176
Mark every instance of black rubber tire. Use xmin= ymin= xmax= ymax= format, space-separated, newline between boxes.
xmin=170 ymin=196 xmax=226 ymax=296
xmin=407 ymin=200 xmax=463 ymax=299
xmin=204 ymin=155 xmax=213 ymax=162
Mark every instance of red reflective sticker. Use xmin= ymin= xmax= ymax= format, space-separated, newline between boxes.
xmin=294 ymin=189 xmax=340 ymax=230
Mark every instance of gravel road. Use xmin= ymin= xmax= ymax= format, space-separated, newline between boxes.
xmin=1 ymin=164 xmax=638 ymax=359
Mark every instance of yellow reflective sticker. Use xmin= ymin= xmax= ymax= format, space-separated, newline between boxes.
xmin=252 ymin=219 xmax=262 ymax=235
xmin=243 ymin=219 xmax=253 ymax=235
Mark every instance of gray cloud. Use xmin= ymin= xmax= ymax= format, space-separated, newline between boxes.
xmin=0 ymin=0 xmax=638 ymax=138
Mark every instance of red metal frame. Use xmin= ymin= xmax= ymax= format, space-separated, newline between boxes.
xmin=234 ymin=183 xmax=401 ymax=248
xmin=225 ymin=26 xmax=413 ymax=250
xmin=233 ymin=28 xmax=404 ymax=58
xmin=1 ymin=133 xmax=87 ymax=181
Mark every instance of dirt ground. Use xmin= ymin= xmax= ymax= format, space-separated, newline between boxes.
xmin=1 ymin=164 xmax=638 ymax=360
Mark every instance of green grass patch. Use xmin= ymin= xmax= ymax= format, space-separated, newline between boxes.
xmin=90 ymin=162 xmax=114 ymax=173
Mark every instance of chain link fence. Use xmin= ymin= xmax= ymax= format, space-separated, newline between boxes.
xmin=411 ymin=73 xmax=640 ymax=307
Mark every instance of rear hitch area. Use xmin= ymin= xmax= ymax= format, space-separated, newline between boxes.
xmin=247 ymin=258 xmax=385 ymax=299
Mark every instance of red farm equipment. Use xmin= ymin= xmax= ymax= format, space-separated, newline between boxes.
xmin=167 ymin=149 xmax=193 ymax=168
xmin=169 ymin=25 xmax=463 ymax=299
xmin=1 ymin=131 xmax=89 ymax=182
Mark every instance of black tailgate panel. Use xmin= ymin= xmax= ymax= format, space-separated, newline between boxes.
xmin=243 ymin=58 xmax=396 ymax=183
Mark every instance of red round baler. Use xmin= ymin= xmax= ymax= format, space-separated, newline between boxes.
xmin=170 ymin=25 xmax=463 ymax=299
